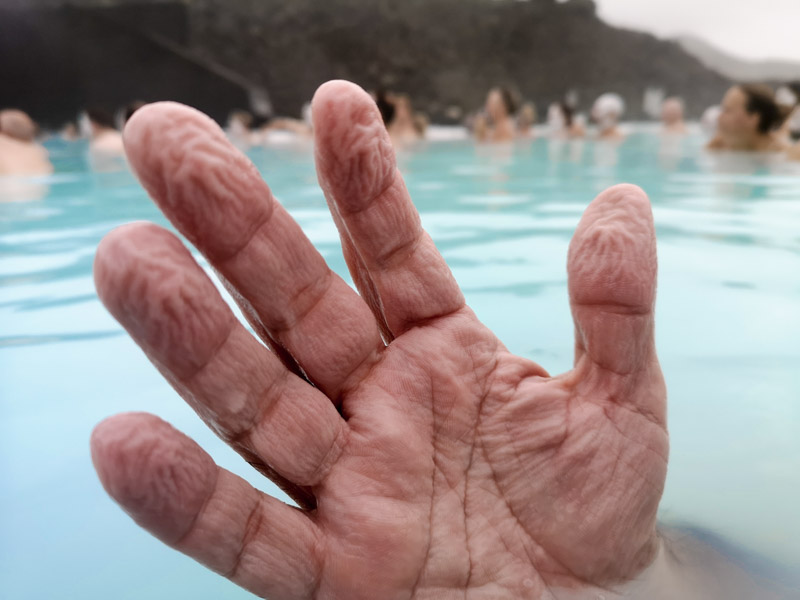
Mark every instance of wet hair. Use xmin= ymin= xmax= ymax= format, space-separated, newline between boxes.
xmin=559 ymin=102 xmax=574 ymax=127
xmin=123 ymin=101 xmax=146 ymax=124
xmin=497 ymin=87 xmax=517 ymax=116
xmin=739 ymin=84 xmax=790 ymax=134
xmin=375 ymin=89 xmax=396 ymax=126
xmin=251 ymin=114 xmax=273 ymax=129
xmin=86 ymin=107 xmax=116 ymax=130
xmin=228 ymin=110 xmax=254 ymax=129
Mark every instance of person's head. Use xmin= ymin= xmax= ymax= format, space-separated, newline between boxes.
xmin=559 ymin=102 xmax=574 ymax=128
xmin=718 ymin=84 xmax=787 ymax=142
xmin=517 ymin=102 xmax=537 ymax=131
xmin=80 ymin=108 xmax=116 ymax=138
xmin=61 ymin=122 xmax=79 ymax=140
xmin=592 ymin=93 xmax=625 ymax=130
xmin=0 ymin=109 xmax=38 ymax=142
xmin=227 ymin=110 xmax=254 ymax=135
xmin=393 ymin=95 xmax=413 ymax=121
xmin=485 ymin=87 xmax=516 ymax=121
xmin=123 ymin=101 xmax=146 ymax=127
xmin=375 ymin=89 xmax=396 ymax=126
xmin=547 ymin=102 xmax=575 ymax=130
xmin=661 ymin=97 xmax=685 ymax=126
xmin=87 ymin=108 xmax=116 ymax=129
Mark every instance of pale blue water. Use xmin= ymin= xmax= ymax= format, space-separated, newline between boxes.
xmin=1 ymin=131 xmax=799 ymax=598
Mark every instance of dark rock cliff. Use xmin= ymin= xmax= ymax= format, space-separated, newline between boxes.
xmin=1 ymin=0 xmax=732 ymax=127
xmin=0 ymin=3 xmax=252 ymax=128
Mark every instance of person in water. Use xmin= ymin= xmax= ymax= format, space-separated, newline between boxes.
xmin=384 ymin=93 xmax=425 ymax=145
xmin=592 ymin=92 xmax=626 ymax=140
xmin=660 ymin=97 xmax=688 ymax=135
xmin=90 ymin=81 xmax=798 ymax=600
xmin=707 ymin=84 xmax=790 ymax=152
xmin=789 ymin=141 xmax=800 ymax=161
xmin=475 ymin=86 xmax=517 ymax=143
xmin=253 ymin=102 xmax=315 ymax=143
xmin=0 ymin=109 xmax=53 ymax=177
xmin=547 ymin=101 xmax=586 ymax=138
xmin=775 ymin=83 xmax=800 ymax=144
xmin=226 ymin=109 xmax=256 ymax=149
xmin=516 ymin=102 xmax=537 ymax=138
xmin=81 ymin=107 xmax=127 ymax=170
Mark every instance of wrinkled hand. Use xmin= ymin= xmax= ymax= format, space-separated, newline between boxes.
xmin=91 ymin=81 xmax=668 ymax=599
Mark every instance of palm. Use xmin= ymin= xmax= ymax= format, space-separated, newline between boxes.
xmin=91 ymin=81 xmax=668 ymax=600
xmin=319 ymin=314 xmax=666 ymax=598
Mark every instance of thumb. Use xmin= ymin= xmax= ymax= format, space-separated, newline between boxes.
xmin=567 ymin=184 xmax=661 ymax=387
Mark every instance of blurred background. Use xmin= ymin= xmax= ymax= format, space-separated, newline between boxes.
xmin=1 ymin=0 xmax=799 ymax=127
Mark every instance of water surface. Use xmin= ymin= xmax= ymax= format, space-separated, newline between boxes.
xmin=1 ymin=130 xmax=799 ymax=598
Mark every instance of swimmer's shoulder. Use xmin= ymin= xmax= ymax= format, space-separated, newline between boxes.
xmin=92 ymin=130 xmax=125 ymax=154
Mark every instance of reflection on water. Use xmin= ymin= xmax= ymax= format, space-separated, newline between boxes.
xmin=0 ymin=175 xmax=51 ymax=202
xmin=1 ymin=130 xmax=799 ymax=598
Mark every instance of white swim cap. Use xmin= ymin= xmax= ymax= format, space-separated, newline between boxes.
xmin=775 ymin=86 xmax=798 ymax=108
xmin=593 ymin=93 xmax=625 ymax=121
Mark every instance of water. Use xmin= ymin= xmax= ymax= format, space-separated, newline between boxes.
xmin=1 ymin=130 xmax=799 ymax=598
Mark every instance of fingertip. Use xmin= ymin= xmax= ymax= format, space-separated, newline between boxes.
xmin=90 ymin=412 xmax=216 ymax=544
xmin=122 ymin=101 xmax=226 ymax=199
xmin=311 ymin=79 xmax=396 ymax=211
xmin=89 ymin=411 xmax=170 ymax=502
xmin=94 ymin=221 xmax=162 ymax=268
xmin=94 ymin=223 xmax=142 ymax=309
xmin=310 ymin=80 xmax=375 ymax=129
xmin=93 ymin=222 xmax=182 ymax=310
xmin=90 ymin=411 xmax=158 ymax=467
xmin=570 ymin=183 xmax=656 ymax=261
xmin=311 ymin=79 xmax=364 ymax=101
xmin=584 ymin=183 xmax=653 ymax=225
xmin=596 ymin=183 xmax=648 ymax=201
xmin=123 ymin=101 xmax=219 ymax=150
xmin=122 ymin=102 xmax=177 ymax=172
xmin=568 ymin=183 xmax=658 ymax=312
xmin=93 ymin=221 xmax=232 ymax=379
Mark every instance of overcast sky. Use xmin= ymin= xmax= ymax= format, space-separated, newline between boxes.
xmin=594 ymin=0 xmax=800 ymax=63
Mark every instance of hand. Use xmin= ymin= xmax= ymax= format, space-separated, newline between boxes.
xmin=91 ymin=81 xmax=668 ymax=599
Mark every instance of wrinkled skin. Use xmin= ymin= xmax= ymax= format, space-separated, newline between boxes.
xmin=91 ymin=81 xmax=668 ymax=599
